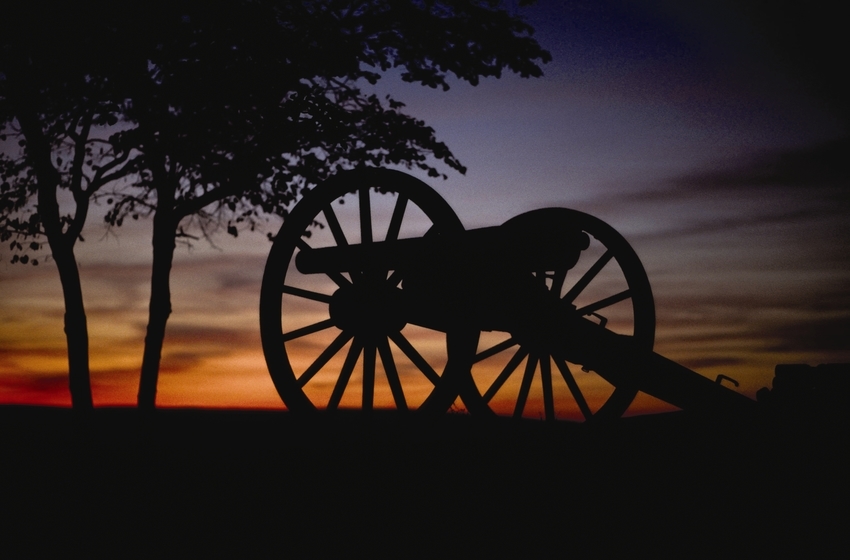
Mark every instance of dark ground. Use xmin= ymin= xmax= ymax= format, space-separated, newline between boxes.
xmin=1 ymin=406 xmax=847 ymax=558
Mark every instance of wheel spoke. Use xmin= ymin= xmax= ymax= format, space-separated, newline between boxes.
xmin=385 ymin=193 xmax=408 ymax=243
xmin=474 ymin=337 xmax=518 ymax=363
xmin=513 ymin=353 xmax=537 ymax=418
xmin=282 ymin=284 xmax=333 ymax=304
xmin=483 ymin=346 xmax=529 ymax=403
xmin=540 ymin=355 xmax=555 ymax=421
xmin=297 ymin=330 xmax=353 ymax=387
xmin=387 ymin=331 xmax=441 ymax=386
xmin=359 ymin=186 xmax=372 ymax=245
xmin=324 ymin=203 xmax=348 ymax=247
xmin=282 ymin=318 xmax=335 ymax=342
xmin=361 ymin=340 xmax=376 ymax=411
xmin=563 ymin=250 xmax=612 ymax=303
xmin=327 ymin=337 xmax=363 ymax=410
xmin=378 ymin=337 xmax=408 ymax=411
xmin=554 ymin=358 xmax=593 ymax=420
xmin=551 ymin=269 xmax=568 ymax=295
xmin=535 ymin=270 xmax=548 ymax=289
xmin=576 ymin=289 xmax=631 ymax=316
xmin=386 ymin=269 xmax=404 ymax=287
xmin=326 ymin=270 xmax=350 ymax=288
xmin=382 ymin=194 xmax=409 ymax=283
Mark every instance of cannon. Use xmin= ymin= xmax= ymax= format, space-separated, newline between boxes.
xmin=260 ymin=168 xmax=756 ymax=421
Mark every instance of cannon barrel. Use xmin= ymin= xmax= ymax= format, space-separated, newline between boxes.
xmin=297 ymin=234 xmax=432 ymax=274
xmin=296 ymin=221 xmax=590 ymax=275
xmin=560 ymin=314 xmax=757 ymax=414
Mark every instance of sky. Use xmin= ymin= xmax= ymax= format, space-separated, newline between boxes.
xmin=1 ymin=0 xmax=847 ymax=416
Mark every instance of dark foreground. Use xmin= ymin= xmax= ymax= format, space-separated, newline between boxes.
xmin=1 ymin=406 xmax=847 ymax=557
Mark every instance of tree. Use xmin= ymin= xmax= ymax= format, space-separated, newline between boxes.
xmin=1 ymin=4 xmax=141 ymax=408
xmin=1 ymin=0 xmax=550 ymax=409
xmin=108 ymin=0 xmax=552 ymax=409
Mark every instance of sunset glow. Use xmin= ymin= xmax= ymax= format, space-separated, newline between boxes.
xmin=2 ymin=1 xmax=847 ymax=416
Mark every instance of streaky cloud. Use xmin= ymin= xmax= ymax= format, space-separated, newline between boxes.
xmin=163 ymin=324 xmax=258 ymax=349
xmin=762 ymin=315 xmax=850 ymax=355
xmin=672 ymin=137 xmax=850 ymax=190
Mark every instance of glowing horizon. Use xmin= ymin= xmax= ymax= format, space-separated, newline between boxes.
xmin=2 ymin=2 xmax=847 ymax=415
xmin=1 ymin=180 xmax=842 ymax=415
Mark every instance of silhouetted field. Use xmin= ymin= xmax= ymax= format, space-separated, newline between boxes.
xmin=1 ymin=406 xmax=847 ymax=557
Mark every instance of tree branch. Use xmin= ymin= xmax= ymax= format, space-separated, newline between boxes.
xmin=90 ymin=149 xmax=134 ymax=191
xmin=175 ymin=180 xmax=244 ymax=221
xmin=68 ymin=110 xmax=93 ymax=198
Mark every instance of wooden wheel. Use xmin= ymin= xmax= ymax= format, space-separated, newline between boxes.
xmin=466 ymin=208 xmax=655 ymax=422
xmin=260 ymin=168 xmax=468 ymax=412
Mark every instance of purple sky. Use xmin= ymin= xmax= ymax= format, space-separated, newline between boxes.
xmin=1 ymin=0 xmax=847 ymax=411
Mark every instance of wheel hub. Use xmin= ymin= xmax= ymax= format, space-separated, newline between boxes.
xmin=510 ymin=298 xmax=576 ymax=355
xmin=329 ymin=281 xmax=407 ymax=336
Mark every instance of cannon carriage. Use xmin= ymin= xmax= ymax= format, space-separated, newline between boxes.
xmin=260 ymin=168 xmax=755 ymax=421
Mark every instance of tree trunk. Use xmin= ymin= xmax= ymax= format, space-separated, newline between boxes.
xmin=137 ymin=207 xmax=178 ymax=409
xmin=13 ymin=94 xmax=94 ymax=410
xmin=51 ymin=241 xmax=95 ymax=409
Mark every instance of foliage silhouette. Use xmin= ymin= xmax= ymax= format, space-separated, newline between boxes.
xmin=0 ymin=1 xmax=550 ymax=408
xmin=1 ymin=3 xmax=143 ymax=408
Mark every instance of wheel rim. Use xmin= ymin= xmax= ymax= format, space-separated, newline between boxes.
xmin=466 ymin=208 xmax=655 ymax=422
xmin=260 ymin=168 xmax=466 ymax=412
